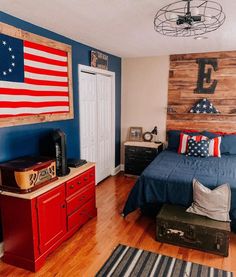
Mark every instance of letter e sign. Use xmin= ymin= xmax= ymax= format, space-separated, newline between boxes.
xmin=194 ymin=58 xmax=218 ymax=94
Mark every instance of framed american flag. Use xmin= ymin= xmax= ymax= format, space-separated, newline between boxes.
xmin=0 ymin=22 xmax=74 ymax=127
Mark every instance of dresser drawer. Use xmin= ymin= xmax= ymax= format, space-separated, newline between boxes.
xmin=67 ymin=199 xmax=97 ymax=231
xmin=66 ymin=167 xmax=95 ymax=197
xmin=66 ymin=174 xmax=84 ymax=197
xmin=87 ymin=167 xmax=95 ymax=184
xmin=67 ymin=184 xmax=95 ymax=215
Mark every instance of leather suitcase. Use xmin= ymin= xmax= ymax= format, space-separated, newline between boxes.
xmin=156 ymin=204 xmax=230 ymax=257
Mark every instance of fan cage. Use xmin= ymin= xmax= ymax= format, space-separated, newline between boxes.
xmin=154 ymin=0 xmax=225 ymax=37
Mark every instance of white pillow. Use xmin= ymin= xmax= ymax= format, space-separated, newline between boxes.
xmin=186 ymin=179 xmax=231 ymax=222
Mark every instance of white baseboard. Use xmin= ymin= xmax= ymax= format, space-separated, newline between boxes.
xmin=111 ymin=165 xmax=121 ymax=176
xmin=0 ymin=242 xmax=3 ymax=258
xmin=120 ymin=164 xmax=124 ymax=171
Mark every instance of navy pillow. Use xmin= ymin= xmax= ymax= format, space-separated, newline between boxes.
xmin=167 ymin=130 xmax=181 ymax=151
xmin=167 ymin=130 xmax=200 ymax=151
xmin=221 ymin=135 xmax=236 ymax=154
xmin=186 ymin=139 xmax=210 ymax=157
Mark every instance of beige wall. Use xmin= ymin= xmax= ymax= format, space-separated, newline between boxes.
xmin=121 ymin=56 xmax=169 ymax=163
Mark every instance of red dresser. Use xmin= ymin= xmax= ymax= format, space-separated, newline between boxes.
xmin=0 ymin=163 xmax=97 ymax=272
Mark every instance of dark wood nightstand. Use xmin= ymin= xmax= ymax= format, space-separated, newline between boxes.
xmin=124 ymin=141 xmax=163 ymax=176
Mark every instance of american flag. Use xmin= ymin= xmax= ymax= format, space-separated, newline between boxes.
xmin=189 ymin=98 xmax=219 ymax=114
xmin=0 ymin=33 xmax=70 ymax=117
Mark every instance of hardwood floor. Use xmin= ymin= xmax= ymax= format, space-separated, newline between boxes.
xmin=0 ymin=173 xmax=236 ymax=276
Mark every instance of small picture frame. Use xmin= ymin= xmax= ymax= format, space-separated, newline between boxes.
xmin=129 ymin=127 xmax=143 ymax=141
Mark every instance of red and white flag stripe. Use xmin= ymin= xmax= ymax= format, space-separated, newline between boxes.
xmin=1 ymin=40 xmax=69 ymax=116
xmin=209 ymin=137 xmax=221 ymax=157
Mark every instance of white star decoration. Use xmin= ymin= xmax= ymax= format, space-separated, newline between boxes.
xmin=1 ymin=39 xmax=16 ymax=77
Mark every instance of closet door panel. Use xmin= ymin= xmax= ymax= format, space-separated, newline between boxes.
xmin=79 ymin=72 xmax=97 ymax=165
xmin=96 ymin=74 xmax=112 ymax=183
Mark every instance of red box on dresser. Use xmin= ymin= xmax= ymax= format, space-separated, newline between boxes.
xmin=0 ymin=163 xmax=97 ymax=272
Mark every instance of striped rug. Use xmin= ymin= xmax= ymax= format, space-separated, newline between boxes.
xmin=95 ymin=244 xmax=233 ymax=277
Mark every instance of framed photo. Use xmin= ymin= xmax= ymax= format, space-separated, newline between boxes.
xmin=129 ymin=127 xmax=143 ymax=141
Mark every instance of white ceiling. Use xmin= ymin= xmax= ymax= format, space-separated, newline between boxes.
xmin=1 ymin=0 xmax=235 ymax=57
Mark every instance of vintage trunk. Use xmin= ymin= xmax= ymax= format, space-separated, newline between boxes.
xmin=156 ymin=204 xmax=230 ymax=257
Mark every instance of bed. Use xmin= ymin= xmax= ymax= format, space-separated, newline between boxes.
xmin=122 ymin=150 xmax=236 ymax=231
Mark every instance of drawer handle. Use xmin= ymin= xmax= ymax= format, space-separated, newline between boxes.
xmin=77 ymin=181 xmax=82 ymax=185
xmin=84 ymin=177 xmax=88 ymax=181
xmin=70 ymin=185 xmax=74 ymax=189
xmin=79 ymin=196 xmax=86 ymax=201
xmin=61 ymin=204 xmax=66 ymax=209
xmin=80 ymin=211 xmax=93 ymax=218
xmin=145 ymin=150 xmax=152 ymax=154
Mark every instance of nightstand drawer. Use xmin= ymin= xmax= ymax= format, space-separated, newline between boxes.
xmin=125 ymin=146 xmax=157 ymax=157
xmin=136 ymin=147 xmax=157 ymax=156
xmin=125 ymin=156 xmax=154 ymax=166
xmin=125 ymin=164 xmax=147 ymax=175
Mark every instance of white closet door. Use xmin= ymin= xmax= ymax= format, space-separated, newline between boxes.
xmin=79 ymin=72 xmax=97 ymax=164
xmin=96 ymin=74 xmax=112 ymax=183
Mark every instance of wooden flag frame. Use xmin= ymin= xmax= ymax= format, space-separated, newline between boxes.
xmin=0 ymin=22 xmax=74 ymax=128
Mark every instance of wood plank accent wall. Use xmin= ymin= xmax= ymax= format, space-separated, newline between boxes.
xmin=167 ymin=51 xmax=236 ymax=132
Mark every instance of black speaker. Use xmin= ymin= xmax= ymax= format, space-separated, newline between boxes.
xmin=40 ymin=129 xmax=70 ymax=176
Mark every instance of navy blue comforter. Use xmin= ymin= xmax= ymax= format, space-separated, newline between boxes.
xmin=123 ymin=150 xmax=236 ymax=230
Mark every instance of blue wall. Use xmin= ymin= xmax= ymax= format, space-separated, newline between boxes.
xmin=0 ymin=11 xmax=121 ymax=166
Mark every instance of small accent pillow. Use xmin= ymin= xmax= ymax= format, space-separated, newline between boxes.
xmin=186 ymin=139 xmax=210 ymax=157
xmin=178 ymin=133 xmax=208 ymax=154
xmin=208 ymin=137 xmax=221 ymax=157
xmin=187 ymin=179 xmax=231 ymax=222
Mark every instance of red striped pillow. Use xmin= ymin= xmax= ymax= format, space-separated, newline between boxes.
xmin=178 ymin=133 xmax=208 ymax=154
xmin=209 ymin=137 xmax=221 ymax=157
